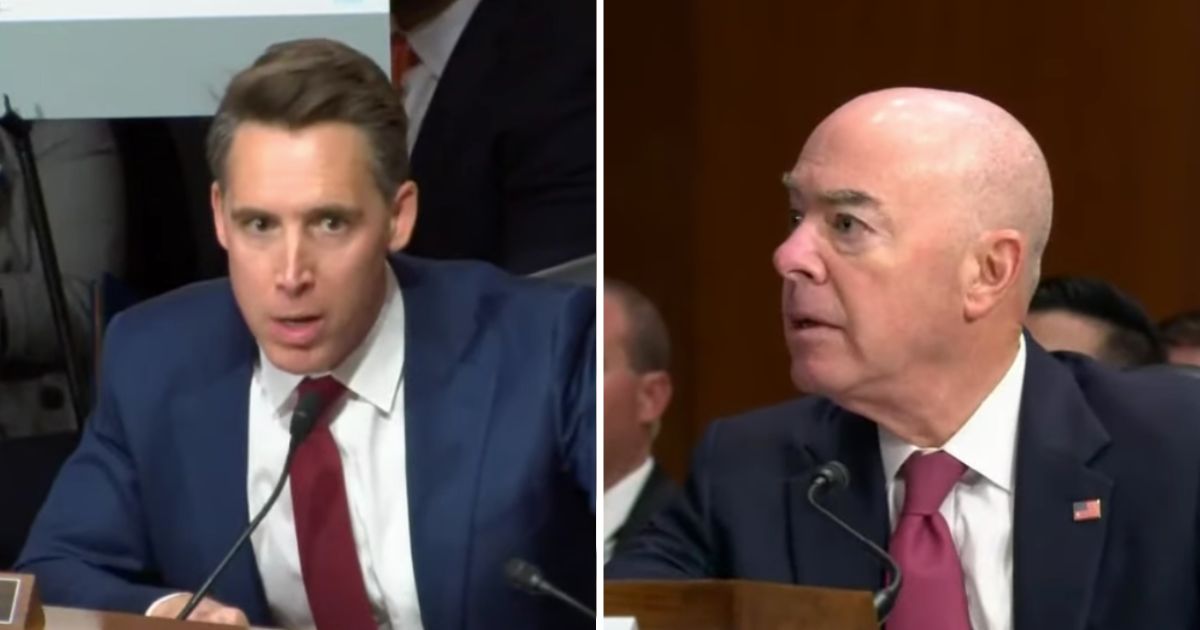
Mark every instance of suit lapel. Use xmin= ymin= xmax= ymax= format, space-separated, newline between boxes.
xmin=170 ymin=317 xmax=270 ymax=622
xmin=780 ymin=338 xmax=1114 ymax=627
xmin=394 ymin=257 xmax=497 ymax=630
xmin=787 ymin=404 xmax=890 ymax=591
xmin=1012 ymin=339 xmax=1112 ymax=630
xmin=614 ymin=464 xmax=677 ymax=552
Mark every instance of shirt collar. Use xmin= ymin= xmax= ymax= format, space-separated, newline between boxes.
xmin=603 ymin=458 xmax=655 ymax=541
xmin=259 ymin=267 xmax=407 ymax=416
xmin=878 ymin=335 xmax=1026 ymax=492
xmin=404 ymin=0 xmax=483 ymax=79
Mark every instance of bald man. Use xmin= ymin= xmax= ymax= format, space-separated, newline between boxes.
xmin=603 ymin=280 xmax=679 ymax=563
xmin=607 ymin=89 xmax=1200 ymax=630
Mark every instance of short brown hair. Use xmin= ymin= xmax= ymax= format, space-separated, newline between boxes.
xmin=606 ymin=278 xmax=671 ymax=373
xmin=206 ymin=38 xmax=409 ymax=199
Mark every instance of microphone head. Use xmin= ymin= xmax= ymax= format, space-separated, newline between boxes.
xmin=289 ymin=390 xmax=324 ymax=444
xmin=814 ymin=461 xmax=850 ymax=493
xmin=505 ymin=558 xmax=544 ymax=593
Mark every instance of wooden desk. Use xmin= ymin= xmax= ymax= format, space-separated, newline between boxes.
xmin=605 ymin=580 xmax=876 ymax=630
xmin=43 ymin=606 xmax=277 ymax=630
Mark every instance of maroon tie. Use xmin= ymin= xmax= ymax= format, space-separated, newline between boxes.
xmin=886 ymin=451 xmax=972 ymax=630
xmin=390 ymin=31 xmax=421 ymax=91
xmin=290 ymin=376 xmax=377 ymax=630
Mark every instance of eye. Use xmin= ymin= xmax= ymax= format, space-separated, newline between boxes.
xmin=243 ymin=216 xmax=274 ymax=233
xmin=789 ymin=209 xmax=804 ymax=229
xmin=831 ymin=213 xmax=863 ymax=235
xmin=319 ymin=215 xmax=349 ymax=233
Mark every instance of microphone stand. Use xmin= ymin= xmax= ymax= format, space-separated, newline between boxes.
xmin=0 ymin=95 xmax=87 ymax=424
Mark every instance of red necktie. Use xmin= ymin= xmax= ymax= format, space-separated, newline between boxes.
xmin=886 ymin=451 xmax=972 ymax=630
xmin=290 ymin=376 xmax=377 ymax=630
xmin=391 ymin=32 xmax=420 ymax=91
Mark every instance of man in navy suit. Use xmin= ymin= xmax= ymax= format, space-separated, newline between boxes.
xmin=17 ymin=39 xmax=595 ymax=629
xmin=607 ymin=88 xmax=1200 ymax=629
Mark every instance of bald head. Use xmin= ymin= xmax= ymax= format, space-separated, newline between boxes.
xmin=800 ymin=88 xmax=1053 ymax=292
xmin=775 ymin=88 xmax=1053 ymax=443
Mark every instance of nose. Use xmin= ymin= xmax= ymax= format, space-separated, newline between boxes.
xmin=773 ymin=218 xmax=828 ymax=285
xmin=275 ymin=228 xmax=315 ymax=296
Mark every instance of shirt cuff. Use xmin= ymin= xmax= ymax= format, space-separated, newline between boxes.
xmin=145 ymin=592 xmax=189 ymax=617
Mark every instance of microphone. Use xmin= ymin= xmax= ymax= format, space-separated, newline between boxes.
xmin=177 ymin=390 xmax=326 ymax=620
xmin=505 ymin=558 xmax=595 ymax=619
xmin=806 ymin=461 xmax=902 ymax=622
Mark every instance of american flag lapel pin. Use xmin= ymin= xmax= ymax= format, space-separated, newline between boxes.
xmin=1072 ymin=499 xmax=1102 ymax=522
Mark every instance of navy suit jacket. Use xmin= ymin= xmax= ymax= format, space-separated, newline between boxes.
xmin=405 ymin=0 xmax=595 ymax=274
xmin=608 ymin=339 xmax=1200 ymax=629
xmin=18 ymin=255 xmax=596 ymax=629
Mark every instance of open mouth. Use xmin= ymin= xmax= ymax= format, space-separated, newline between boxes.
xmin=789 ymin=316 xmax=830 ymax=329
xmin=271 ymin=315 xmax=324 ymax=346
xmin=788 ymin=315 xmax=839 ymax=334
xmin=278 ymin=315 xmax=320 ymax=326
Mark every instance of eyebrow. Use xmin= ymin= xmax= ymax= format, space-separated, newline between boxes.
xmin=229 ymin=204 xmax=364 ymax=221
xmin=781 ymin=174 xmax=893 ymax=234
xmin=777 ymin=171 xmax=883 ymax=206
xmin=781 ymin=173 xmax=882 ymax=209
xmin=815 ymin=188 xmax=881 ymax=209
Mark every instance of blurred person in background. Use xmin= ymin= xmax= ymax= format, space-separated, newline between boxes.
xmin=604 ymin=279 xmax=679 ymax=563
xmin=1160 ymin=310 xmax=1200 ymax=367
xmin=389 ymin=0 xmax=595 ymax=273
xmin=1025 ymin=276 xmax=1164 ymax=368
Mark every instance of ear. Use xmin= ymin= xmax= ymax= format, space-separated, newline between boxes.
xmin=635 ymin=371 xmax=674 ymax=428
xmin=962 ymin=228 xmax=1025 ymax=321
xmin=386 ymin=180 xmax=419 ymax=252
xmin=211 ymin=181 xmax=229 ymax=251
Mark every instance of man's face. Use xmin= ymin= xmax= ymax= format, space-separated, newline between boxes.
xmin=773 ymin=120 xmax=969 ymax=400
xmin=212 ymin=122 xmax=416 ymax=374
xmin=604 ymin=295 xmax=645 ymax=472
xmin=1025 ymin=310 xmax=1113 ymax=360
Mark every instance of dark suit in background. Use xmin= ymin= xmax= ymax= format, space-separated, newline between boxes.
xmin=610 ymin=464 xmax=680 ymax=560
xmin=407 ymin=0 xmax=595 ymax=274
xmin=608 ymin=340 xmax=1200 ymax=630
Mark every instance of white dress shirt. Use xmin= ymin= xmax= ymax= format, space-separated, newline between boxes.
xmin=603 ymin=458 xmax=654 ymax=563
xmin=878 ymin=335 xmax=1026 ymax=630
xmin=400 ymin=0 xmax=482 ymax=154
xmin=247 ymin=269 xmax=421 ymax=630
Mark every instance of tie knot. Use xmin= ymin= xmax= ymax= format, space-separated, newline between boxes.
xmin=296 ymin=376 xmax=346 ymax=426
xmin=900 ymin=451 xmax=965 ymax=516
xmin=391 ymin=32 xmax=421 ymax=87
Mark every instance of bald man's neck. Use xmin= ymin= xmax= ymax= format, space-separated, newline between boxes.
xmin=840 ymin=322 xmax=1024 ymax=448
